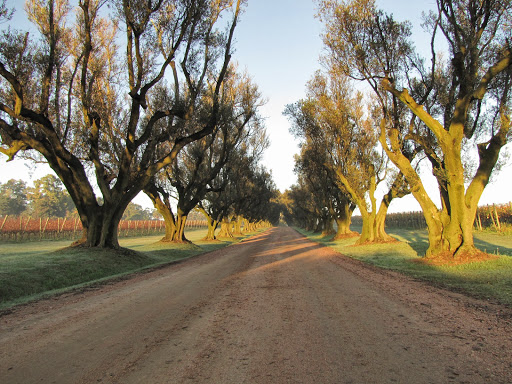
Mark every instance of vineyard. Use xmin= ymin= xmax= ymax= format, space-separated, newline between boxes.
xmin=353 ymin=203 xmax=512 ymax=232
xmin=0 ymin=216 xmax=208 ymax=242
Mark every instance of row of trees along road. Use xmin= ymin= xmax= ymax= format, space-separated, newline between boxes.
xmin=143 ymin=68 xmax=275 ymax=243
xmin=286 ymin=0 xmax=512 ymax=261
xmin=0 ymin=0 xmax=283 ymax=248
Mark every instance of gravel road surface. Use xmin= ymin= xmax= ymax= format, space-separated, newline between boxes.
xmin=1 ymin=227 xmax=512 ymax=383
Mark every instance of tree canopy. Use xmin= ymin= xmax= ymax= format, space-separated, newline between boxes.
xmin=312 ymin=0 xmax=512 ymax=260
xmin=0 ymin=178 xmax=27 ymax=216
xmin=27 ymin=174 xmax=74 ymax=217
xmin=0 ymin=0 xmax=246 ymax=248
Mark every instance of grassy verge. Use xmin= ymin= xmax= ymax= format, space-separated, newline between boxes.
xmin=0 ymin=229 xmax=255 ymax=310
xmin=296 ymin=227 xmax=512 ymax=307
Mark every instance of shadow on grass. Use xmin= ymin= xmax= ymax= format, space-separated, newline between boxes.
xmin=385 ymin=228 xmax=430 ymax=256
xmin=473 ymin=236 xmax=512 ymax=257
xmin=387 ymin=227 xmax=512 ymax=257
xmin=0 ymin=229 xmax=265 ymax=310
xmin=294 ymin=227 xmax=512 ymax=308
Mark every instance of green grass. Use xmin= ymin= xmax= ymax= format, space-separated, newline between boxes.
xmin=0 ymin=229 xmax=252 ymax=310
xmin=296 ymin=227 xmax=512 ymax=307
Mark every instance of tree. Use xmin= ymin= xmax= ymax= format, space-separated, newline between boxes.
xmin=196 ymin=106 xmax=270 ymax=240
xmin=27 ymin=174 xmax=74 ymax=217
xmin=0 ymin=0 xmax=244 ymax=248
xmin=319 ymin=0 xmax=512 ymax=260
xmin=292 ymin=144 xmax=357 ymax=239
xmin=232 ymin=165 xmax=278 ymax=232
xmin=0 ymin=0 xmax=13 ymax=23
xmin=198 ymin=141 xmax=273 ymax=240
xmin=284 ymin=179 xmax=320 ymax=231
xmin=145 ymin=68 xmax=265 ymax=243
xmin=0 ymin=178 xmax=27 ymax=215
xmin=293 ymin=146 xmax=336 ymax=236
xmin=286 ymin=70 xmax=410 ymax=244
xmin=197 ymin=170 xmax=231 ymax=240
xmin=122 ymin=202 xmax=153 ymax=221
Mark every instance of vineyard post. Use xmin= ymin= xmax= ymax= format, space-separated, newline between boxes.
xmin=23 ymin=216 xmax=31 ymax=233
xmin=42 ymin=217 xmax=49 ymax=237
xmin=494 ymin=205 xmax=501 ymax=232
xmin=490 ymin=206 xmax=497 ymax=230
xmin=60 ymin=217 xmax=67 ymax=233
xmin=0 ymin=215 xmax=7 ymax=232
xmin=18 ymin=216 xmax=23 ymax=241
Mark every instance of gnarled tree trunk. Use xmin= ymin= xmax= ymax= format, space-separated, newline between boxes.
xmin=232 ymin=215 xmax=243 ymax=236
xmin=172 ymin=210 xmax=190 ymax=243
xmin=198 ymin=207 xmax=219 ymax=241
xmin=69 ymin=176 xmax=139 ymax=248
xmin=217 ymin=217 xmax=234 ymax=238
xmin=322 ymin=216 xmax=336 ymax=237
xmin=333 ymin=200 xmax=356 ymax=240
xmin=144 ymin=185 xmax=178 ymax=242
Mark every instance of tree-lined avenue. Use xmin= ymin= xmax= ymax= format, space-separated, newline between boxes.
xmin=1 ymin=227 xmax=511 ymax=383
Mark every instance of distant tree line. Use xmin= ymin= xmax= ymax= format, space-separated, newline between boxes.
xmin=0 ymin=175 xmax=155 ymax=220
xmin=0 ymin=175 xmax=73 ymax=218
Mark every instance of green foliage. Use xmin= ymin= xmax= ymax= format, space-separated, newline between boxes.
xmin=122 ymin=202 xmax=154 ymax=220
xmin=0 ymin=179 xmax=27 ymax=215
xmin=0 ymin=0 xmax=13 ymax=23
xmin=26 ymin=174 xmax=75 ymax=218
xmin=0 ymin=0 xmax=245 ymax=248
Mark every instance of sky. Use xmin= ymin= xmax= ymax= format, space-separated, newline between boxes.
xmin=234 ymin=0 xmax=323 ymax=192
xmin=1 ymin=0 xmax=511 ymax=213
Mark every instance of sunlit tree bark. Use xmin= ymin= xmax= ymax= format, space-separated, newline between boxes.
xmin=319 ymin=0 xmax=511 ymax=260
xmin=286 ymin=70 xmax=410 ymax=244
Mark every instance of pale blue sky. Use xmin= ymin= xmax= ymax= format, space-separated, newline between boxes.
xmin=232 ymin=0 xmax=512 ymax=213
xmin=1 ymin=0 xmax=511 ymax=213
xmin=235 ymin=0 xmax=323 ymax=193
xmin=234 ymin=0 xmax=438 ymax=193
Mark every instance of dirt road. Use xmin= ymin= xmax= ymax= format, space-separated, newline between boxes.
xmin=1 ymin=227 xmax=512 ymax=383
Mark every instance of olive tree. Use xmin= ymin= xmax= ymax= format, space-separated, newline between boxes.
xmin=145 ymin=68 xmax=265 ymax=242
xmin=0 ymin=0 xmax=244 ymax=248
xmin=287 ymin=69 xmax=411 ymax=244
xmin=319 ymin=0 xmax=512 ymax=259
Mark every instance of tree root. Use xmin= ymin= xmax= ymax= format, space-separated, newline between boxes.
xmin=419 ymin=248 xmax=499 ymax=266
